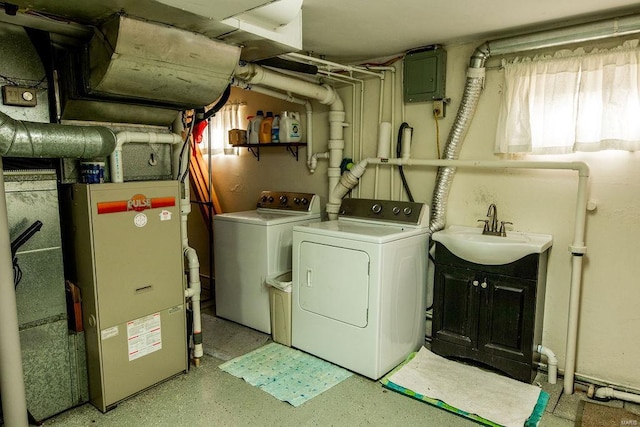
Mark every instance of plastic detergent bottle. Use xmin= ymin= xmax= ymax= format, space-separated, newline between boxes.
xmin=280 ymin=111 xmax=302 ymax=143
xmin=247 ymin=110 xmax=264 ymax=144
xmin=259 ymin=111 xmax=274 ymax=144
xmin=271 ymin=114 xmax=280 ymax=143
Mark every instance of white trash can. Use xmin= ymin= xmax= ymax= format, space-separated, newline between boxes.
xmin=266 ymin=271 xmax=292 ymax=346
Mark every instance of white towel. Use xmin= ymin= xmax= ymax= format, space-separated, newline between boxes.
xmin=388 ymin=347 xmax=542 ymax=427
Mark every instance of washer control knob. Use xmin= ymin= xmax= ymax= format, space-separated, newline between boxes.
xmin=372 ymin=203 xmax=383 ymax=214
xmin=392 ymin=206 xmax=401 ymax=215
xmin=472 ymin=280 xmax=479 ymax=287
xmin=403 ymin=207 xmax=412 ymax=215
xmin=268 ymin=196 xmax=274 ymax=203
xmin=301 ymin=198 xmax=309 ymax=205
xmin=294 ymin=197 xmax=301 ymax=204
xmin=261 ymin=195 xmax=268 ymax=203
xmin=279 ymin=195 xmax=288 ymax=204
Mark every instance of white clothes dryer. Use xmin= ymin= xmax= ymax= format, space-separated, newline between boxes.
xmin=214 ymin=191 xmax=320 ymax=334
xmin=292 ymin=198 xmax=429 ymax=380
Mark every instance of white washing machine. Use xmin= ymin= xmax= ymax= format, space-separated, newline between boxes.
xmin=292 ymin=198 xmax=429 ymax=380
xmin=214 ymin=191 xmax=320 ymax=334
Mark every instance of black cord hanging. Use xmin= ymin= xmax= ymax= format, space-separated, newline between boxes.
xmin=396 ymin=122 xmax=414 ymax=202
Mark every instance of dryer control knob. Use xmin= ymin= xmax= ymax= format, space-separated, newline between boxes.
xmin=372 ymin=203 xmax=383 ymax=214
xmin=392 ymin=206 xmax=401 ymax=215
xmin=403 ymin=207 xmax=412 ymax=215
xmin=301 ymin=198 xmax=309 ymax=205
xmin=294 ymin=197 xmax=301 ymax=204
xmin=268 ymin=196 xmax=274 ymax=203
xmin=261 ymin=196 xmax=268 ymax=203
xmin=279 ymin=195 xmax=288 ymax=204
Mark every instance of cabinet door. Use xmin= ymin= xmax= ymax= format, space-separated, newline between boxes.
xmin=477 ymin=274 xmax=536 ymax=362
xmin=433 ymin=265 xmax=479 ymax=349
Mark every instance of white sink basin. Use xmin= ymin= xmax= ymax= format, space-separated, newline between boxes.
xmin=431 ymin=225 xmax=553 ymax=265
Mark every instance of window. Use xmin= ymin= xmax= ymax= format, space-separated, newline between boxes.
xmin=199 ymin=102 xmax=245 ymax=155
xmin=496 ymin=40 xmax=640 ymax=154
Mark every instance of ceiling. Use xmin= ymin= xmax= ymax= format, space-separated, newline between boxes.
xmin=4 ymin=0 xmax=640 ymax=63
xmin=301 ymin=0 xmax=640 ymax=63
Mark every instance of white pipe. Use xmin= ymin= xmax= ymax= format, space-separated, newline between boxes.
xmin=184 ymin=246 xmax=203 ymax=364
xmin=110 ymin=131 xmax=183 ymax=183
xmin=537 ymin=345 xmax=558 ymax=384
xmin=235 ymin=62 xmax=338 ymax=105
xmin=593 ymin=386 xmax=640 ymax=404
xmin=234 ymin=63 xmax=346 ymax=206
xmin=401 ymin=126 xmax=413 ymax=160
xmin=362 ymin=157 xmax=589 ymax=393
xmin=232 ymin=79 xmax=315 ymax=172
xmin=0 ymin=158 xmax=29 ymax=427
xmin=309 ymin=151 xmax=329 ymax=173
xmin=373 ymin=72 xmax=387 ymax=199
xmin=283 ymin=52 xmax=385 ymax=78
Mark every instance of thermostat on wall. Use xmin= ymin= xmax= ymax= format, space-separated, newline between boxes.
xmin=2 ymin=85 xmax=37 ymax=107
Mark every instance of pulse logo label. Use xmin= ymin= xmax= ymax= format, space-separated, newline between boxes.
xmin=97 ymin=194 xmax=175 ymax=214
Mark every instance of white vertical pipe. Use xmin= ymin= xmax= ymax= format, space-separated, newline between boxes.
xmin=389 ymin=71 xmax=396 ymax=200
xmin=373 ymin=73 xmax=386 ymax=199
xmin=564 ymin=172 xmax=589 ymax=394
xmin=376 ymin=122 xmax=392 ymax=158
xmin=0 ymin=158 xmax=29 ymax=427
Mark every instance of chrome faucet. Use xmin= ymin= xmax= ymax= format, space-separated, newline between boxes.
xmin=477 ymin=203 xmax=500 ymax=236
xmin=477 ymin=203 xmax=513 ymax=236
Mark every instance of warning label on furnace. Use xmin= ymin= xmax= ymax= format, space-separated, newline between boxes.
xmin=127 ymin=312 xmax=162 ymax=361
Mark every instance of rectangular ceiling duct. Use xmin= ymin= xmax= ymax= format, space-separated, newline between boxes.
xmin=58 ymin=14 xmax=241 ymax=125
xmin=88 ymin=15 xmax=240 ymax=108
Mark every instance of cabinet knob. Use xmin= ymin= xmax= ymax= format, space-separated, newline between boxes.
xmin=481 ymin=281 xmax=488 ymax=289
xmin=472 ymin=280 xmax=479 ymax=287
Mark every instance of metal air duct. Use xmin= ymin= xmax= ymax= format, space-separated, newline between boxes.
xmin=59 ymin=15 xmax=241 ymax=125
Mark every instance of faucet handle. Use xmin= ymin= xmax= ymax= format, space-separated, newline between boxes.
xmin=477 ymin=219 xmax=489 ymax=232
xmin=499 ymin=221 xmax=513 ymax=237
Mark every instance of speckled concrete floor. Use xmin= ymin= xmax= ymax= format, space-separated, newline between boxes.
xmin=38 ymin=320 xmax=637 ymax=427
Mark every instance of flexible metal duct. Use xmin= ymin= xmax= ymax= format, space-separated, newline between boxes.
xmin=428 ymin=67 xmax=485 ymax=234
xmin=0 ymin=110 xmax=116 ymax=158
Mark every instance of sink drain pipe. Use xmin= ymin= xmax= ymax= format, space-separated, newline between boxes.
xmin=537 ymin=345 xmax=558 ymax=384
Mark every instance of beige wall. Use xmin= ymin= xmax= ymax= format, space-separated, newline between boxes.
xmin=195 ymin=39 xmax=640 ymax=391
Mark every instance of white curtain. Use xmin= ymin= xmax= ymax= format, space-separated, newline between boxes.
xmin=201 ymin=102 xmax=245 ymax=155
xmin=496 ymin=40 xmax=640 ymax=154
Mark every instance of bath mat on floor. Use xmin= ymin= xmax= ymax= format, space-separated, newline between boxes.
xmin=219 ymin=342 xmax=352 ymax=407
xmin=576 ymin=400 xmax=640 ymax=426
xmin=381 ymin=347 xmax=548 ymax=427
xmin=201 ymin=314 xmax=269 ymax=361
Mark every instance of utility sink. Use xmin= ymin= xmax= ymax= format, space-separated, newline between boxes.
xmin=431 ymin=225 xmax=553 ymax=265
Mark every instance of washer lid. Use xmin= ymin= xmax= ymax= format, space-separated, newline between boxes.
xmin=294 ymin=219 xmax=428 ymax=243
xmin=214 ymin=209 xmax=320 ymax=225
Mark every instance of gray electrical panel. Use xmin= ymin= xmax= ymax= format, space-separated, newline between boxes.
xmin=403 ymin=46 xmax=446 ymax=103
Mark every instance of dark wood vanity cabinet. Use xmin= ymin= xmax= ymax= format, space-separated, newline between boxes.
xmin=431 ymin=243 xmax=549 ymax=383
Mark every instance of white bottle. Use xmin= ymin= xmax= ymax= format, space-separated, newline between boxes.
xmin=271 ymin=115 xmax=280 ymax=143
xmin=247 ymin=110 xmax=264 ymax=144
xmin=280 ymin=111 xmax=302 ymax=143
